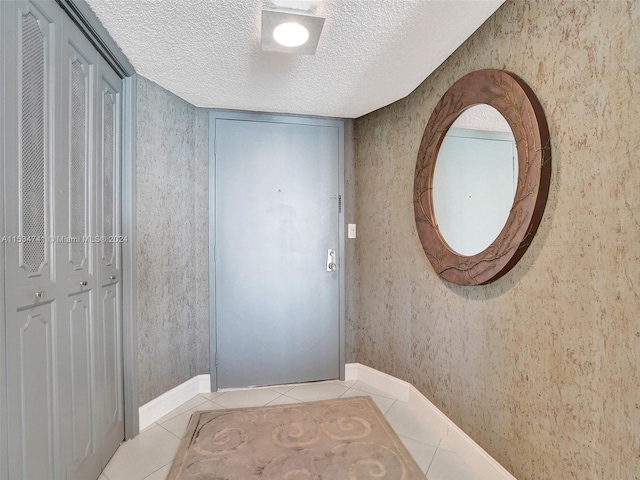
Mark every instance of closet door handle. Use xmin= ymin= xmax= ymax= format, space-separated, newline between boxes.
xmin=79 ymin=281 xmax=88 ymax=287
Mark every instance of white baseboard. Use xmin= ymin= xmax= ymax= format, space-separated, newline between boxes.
xmin=346 ymin=363 xmax=516 ymax=480
xmin=138 ymin=374 xmax=211 ymax=431
xmin=345 ymin=362 xmax=411 ymax=401
xmin=138 ymin=366 xmax=515 ymax=480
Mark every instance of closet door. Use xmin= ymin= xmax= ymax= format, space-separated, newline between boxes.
xmin=2 ymin=1 xmax=125 ymax=478
xmin=3 ymin=1 xmax=63 ymax=479
xmin=56 ymin=16 xmax=102 ymax=480
xmin=95 ymin=56 xmax=124 ymax=466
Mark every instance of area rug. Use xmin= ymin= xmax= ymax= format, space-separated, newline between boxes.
xmin=167 ymin=396 xmax=427 ymax=479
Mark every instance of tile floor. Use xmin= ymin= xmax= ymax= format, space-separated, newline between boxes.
xmin=99 ymin=379 xmax=481 ymax=480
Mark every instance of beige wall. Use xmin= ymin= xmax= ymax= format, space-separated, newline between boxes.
xmin=350 ymin=1 xmax=639 ymax=478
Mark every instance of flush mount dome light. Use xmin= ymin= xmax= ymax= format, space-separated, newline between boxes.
xmin=261 ymin=9 xmax=325 ymax=54
xmin=273 ymin=22 xmax=309 ymax=47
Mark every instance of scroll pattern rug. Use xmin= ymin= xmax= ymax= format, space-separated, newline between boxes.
xmin=167 ymin=396 xmax=427 ymax=479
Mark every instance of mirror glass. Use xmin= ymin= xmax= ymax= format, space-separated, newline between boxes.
xmin=432 ymin=104 xmax=518 ymax=256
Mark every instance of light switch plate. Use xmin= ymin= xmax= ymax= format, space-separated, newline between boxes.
xmin=348 ymin=224 xmax=356 ymax=238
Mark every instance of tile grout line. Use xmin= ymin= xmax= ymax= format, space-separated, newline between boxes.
xmin=424 ymin=442 xmax=441 ymax=477
xmin=382 ymin=397 xmax=398 ymax=415
xmin=205 ymin=399 xmax=228 ymax=410
xmin=140 ymin=461 xmax=173 ymax=480
xmin=156 ymin=421 xmax=182 ymax=440
xmin=264 ymin=392 xmax=286 ymax=406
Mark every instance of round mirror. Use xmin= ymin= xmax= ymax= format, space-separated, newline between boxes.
xmin=414 ymin=69 xmax=551 ymax=285
xmin=432 ymin=105 xmax=518 ymax=256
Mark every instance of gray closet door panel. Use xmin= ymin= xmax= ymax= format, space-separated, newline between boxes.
xmin=95 ymin=56 xmax=124 ymax=466
xmin=65 ymin=294 xmax=96 ymax=469
xmin=4 ymin=2 xmax=63 ymax=479
xmin=6 ymin=303 xmax=59 ymax=480
xmin=58 ymin=17 xmax=96 ymax=279
xmin=100 ymin=287 xmax=121 ymax=425
xmin=97 ymin=62 xmax=122 ymax=274
xmin=4 ymin=1 xmax=60 ymax=289
xmin=56 ymin=15 xmax=102 ymax=480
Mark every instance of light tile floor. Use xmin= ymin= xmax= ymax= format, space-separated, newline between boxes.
xmin=100 ymin=379 xmax=480 ymax=480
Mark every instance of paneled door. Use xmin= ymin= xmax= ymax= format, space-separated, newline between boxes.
xmin=3 ymin=3 xmax=64 ymax=477
xmin=56 ymin=14 xmax=103 ymax=480
xmin=2 ymin=1 xmax=124 ymax=478
xmin=94 ymin=55 xmax=125 ymax=468
xmin=212 ymin=114 xmax=344 ymax=389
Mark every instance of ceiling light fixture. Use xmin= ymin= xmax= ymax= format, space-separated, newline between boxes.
xmin=261 ymin=9 xmax=325 ymax=54
xmin=273 ymin=22 xmax=309 ymax=48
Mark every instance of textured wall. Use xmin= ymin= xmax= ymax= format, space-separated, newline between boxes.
xmin=136 ymin=76 xmax=209 ymax=405
xmin=351 ymin=1 xmax=639 ymax=479
xmin=344 ymin=119 xmax=357 ymax=363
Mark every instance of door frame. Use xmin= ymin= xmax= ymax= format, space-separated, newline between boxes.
xmin=0 ymin=6 xmax=138 ymax=477
xmin=208 ymin=111 xmax=346 ymax=391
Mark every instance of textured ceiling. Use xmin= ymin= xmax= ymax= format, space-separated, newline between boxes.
xmin=85 ymin=0 xmax=505 ymax=118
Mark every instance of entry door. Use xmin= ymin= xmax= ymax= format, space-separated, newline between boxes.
xmin=212 ymin=115 xmax=343 ymax=389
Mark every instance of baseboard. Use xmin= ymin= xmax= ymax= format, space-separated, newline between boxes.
xmin=346 ymin=363 xmax=516 ymax=480
xmin=138 ymin=374 xmax=211 ymax=431
xmin=345 ymin=362 xmax=411 ymax=401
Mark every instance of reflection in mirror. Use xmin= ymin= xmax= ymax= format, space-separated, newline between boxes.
xmin=432 ymin=105 xmax=518 ymax=256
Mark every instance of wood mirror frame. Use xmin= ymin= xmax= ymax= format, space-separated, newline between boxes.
xmin=414 ymin=69 xmax=551 ymax=285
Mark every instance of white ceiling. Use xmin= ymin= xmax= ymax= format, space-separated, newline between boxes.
xmin=85 ymin=0 xmax=505 ymax=119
